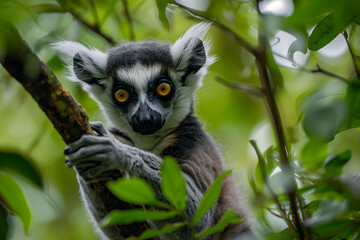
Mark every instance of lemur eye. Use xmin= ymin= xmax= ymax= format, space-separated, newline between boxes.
xmin=156 ymin=83 xmax=171 ymax=97
xmin=114 ymin=89 xmax=130 ymax=102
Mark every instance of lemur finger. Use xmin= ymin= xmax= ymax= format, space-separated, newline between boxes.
xmin=85 ymin=168 xmax=117 ymax=180
xmin=73 ymin=162 xmax=100 ymax=174
xmin=65 ymin=135 xmax=110 ymax=154
xmin=66 ymin=144 xmax=111 ymax=161
xmin=82 ymin=173 xmax=116 ymax=183
xmin=66 ymin=152 xmax=108 ymax=168
xmin=90 ymin=121 xmax=110 ymax=136
xmin=97 ymin=170 xmax=122 ymax=181
xmin=76 ymin=161 xmax=99 ymax=170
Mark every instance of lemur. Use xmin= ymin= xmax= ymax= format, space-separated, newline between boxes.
xmin=54 ymin=23 xmax=251 ymax=240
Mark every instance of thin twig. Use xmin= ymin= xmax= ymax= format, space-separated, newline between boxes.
xmin=89 ymin=0 xmax=100 ymax=28
xmin=216 ymin=76 xmax=263 ymax=96
xmin=254 ymin=1 xmax=305 ymax=238
xmin=311 ymin=63 xmax=349 ymax=83
xmin=170 ymin=2 xmax=258 ymax=57
xmin=272 ymin=52 xmax=350 ymax=84
xmin=343 ymin=31 xmax=360 ymax=79
xmin=121 ymin=0 xmax=135 ymax=41
xmin=69 ymin=10 xmax=116 ymax=45
xmin=56 ymin=0 xmax=116 ymax=45
xmin=266 ymin=207 xmax=283 ymax=219
xmin=250 ymin=140 xmax=296 ymax=231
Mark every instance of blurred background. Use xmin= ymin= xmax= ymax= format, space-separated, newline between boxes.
xmin=0 ymin=0 xmax=359 ymax=239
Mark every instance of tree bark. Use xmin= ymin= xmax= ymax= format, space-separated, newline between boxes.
xmin=0 ymin=22 xmax=147 ymax=238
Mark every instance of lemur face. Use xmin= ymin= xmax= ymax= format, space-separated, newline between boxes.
xmin=54 ymin=23 xmax=215 ymax=137
xmin=103 ymin=42 xmax=175 ymax=135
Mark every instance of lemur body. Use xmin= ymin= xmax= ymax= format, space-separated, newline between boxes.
xmin=55 ymin=23 xmax=251 ymax=240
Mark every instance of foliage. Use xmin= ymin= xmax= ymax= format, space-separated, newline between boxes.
xmin=102 ymin=157 xmax=240 ymax=239
xmin=0 ymin=150 xmax=44 ymax=238
xmin=0 ymin=0 xmax=360 ymax=239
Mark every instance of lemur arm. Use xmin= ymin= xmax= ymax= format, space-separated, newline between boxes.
xmin=65 ymin=122 xmax=212 ymax=239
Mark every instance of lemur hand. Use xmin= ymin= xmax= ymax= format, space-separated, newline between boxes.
xmin=64 ymin=121 xmax=129 ymax=183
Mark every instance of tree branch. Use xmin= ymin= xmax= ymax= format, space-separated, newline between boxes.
xmin=89 ymin=0 xmax=100 ymax=29
xmin=272 ymin=52 xmax=350 ymax=84
xmin=343 ymin=31 xmax=360 ymax=79
xmin=250 ymin=140 xmax=296 ymax=232
xmin=0 ymin=22 xmax=92 ymax=144
xmin=122 ymin=0 xmax=135 ymax=41
xmin=0 ymin=22 xmax=147 ymax=238
xmin=255 ymin=2 xmax=304 ymax=237
xmin=216 ymin=76 xmax=263 ymax=96
xmin=171 ymin=2 xmax=257 ymax=56
xmin=56 ymin=0 xmax=116 ymax=45
xmin=311 ymin=63 xmax=350 ymax=83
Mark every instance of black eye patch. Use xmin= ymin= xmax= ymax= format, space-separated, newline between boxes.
xmin=148 ymin=75 xmax=175 ymax=101
xmin=112 ymin=81 xmax=137 ymax=108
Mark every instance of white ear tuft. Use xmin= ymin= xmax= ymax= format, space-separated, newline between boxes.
xmin=52 ymin=41 xmax=108 ymax=85
xmin=170 ymin=22 xmax=216 ymax=89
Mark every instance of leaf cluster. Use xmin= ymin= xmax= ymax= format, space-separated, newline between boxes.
xmin=103 ymin=157 xmax=242 ymax=240
xmin=0 ymin=150 xmax=44 ymax=239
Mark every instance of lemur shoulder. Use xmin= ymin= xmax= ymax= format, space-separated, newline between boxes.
xmin=54 ymin=23 xmax=251 ymax=240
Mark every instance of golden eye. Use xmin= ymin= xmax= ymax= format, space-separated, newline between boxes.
xmin=156 ymin=83 xmax=171 ymax=97
xmin=114 ymin=89 xmax=130 ymax=102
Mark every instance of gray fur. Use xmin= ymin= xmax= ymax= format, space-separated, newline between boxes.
xmin=58 ymin=23 xmax=251 ymax=240
xmin=106 ymin=41 xmax=173 ymax=73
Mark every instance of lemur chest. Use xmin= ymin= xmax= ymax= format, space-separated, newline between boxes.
xmin=114 ymin=131 xmax=178 ymax=157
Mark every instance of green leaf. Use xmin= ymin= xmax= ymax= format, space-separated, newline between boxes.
xmin=160 ymin=156 xmax=187 ymax=211
xmin=192 ymin=170 xmax=232 ymax=225
xmin=312 ymin=219 xmax=358 ymax=239
xmin=306 ymin=200 xmax=321 ymax=215
xmin=268 ymin=171 xmax=294 ymax=193
xmin=308 ymin=12 xmax=354 ymax=51
xmin=302 ymin=99 xmax=348 ymax=142
xmin=101 ymin=209 xmax=177 ymax=227
xmin=125 ymin=222 xmax=186 ymax=240
xmin=289 ymin=0 xmax=337 ymax=24
xmin=343 ymin=83 xmax=360 ymax=130
xmin=30 ymin=4 xmax=66 ymax=14
xmin=304 ymin=200 xmax=347 ymax=227
xmin=107 ymin=177 xmax=157 ymax=205
xmin=195 ymin=210 xmax=242 ymax=239
xmin=0 ymin=151 xmax=43 ymax=189
xmin=267 ymin=227 xmax=300 ymax=240
xmin=0 ymin=172 xmax=31 ymax=234
xmin=254 ymin=146 xmax=277 ymax=184
xmin=301 ymin=138 xmax=328 ymax=169
xmin=100 ymin=0 xmax=119 ymax=25
xmin=248 ymin=171 xmax=260 ymax=194
xmin=0 ymin=203 xmax=10 ymax=240
xmin=323 ymin=150 xmax=352 ymax=175
xmin=354 ymin=16 xmax=360 ymax=25
xmin=266 ymin=40 xmax=284 ymax=90
xmin=155 ymin=0 xmax=171 ymax=29
xmin=263 ymin=146 xmax=278 ymax=174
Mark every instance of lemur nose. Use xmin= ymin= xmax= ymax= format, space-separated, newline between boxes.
xmin=130 ymin=103 xmax=163 ymax=135
xmin=138 ymin=113 xmax=154 ymax=128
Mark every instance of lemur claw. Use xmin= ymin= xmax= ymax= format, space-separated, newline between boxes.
xmin=90 ymin=121 xmax=110 ymax=136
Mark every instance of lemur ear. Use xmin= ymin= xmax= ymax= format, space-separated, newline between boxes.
xmin=170 ymin=22 xmax=215 ymax=88
xmin=53 ymin=41 xmax=108 ymax=89
xmin=73 ymin=53 xmax=106 ymax=89
xmin=185 ymin=38 xmax=206 ymax=74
